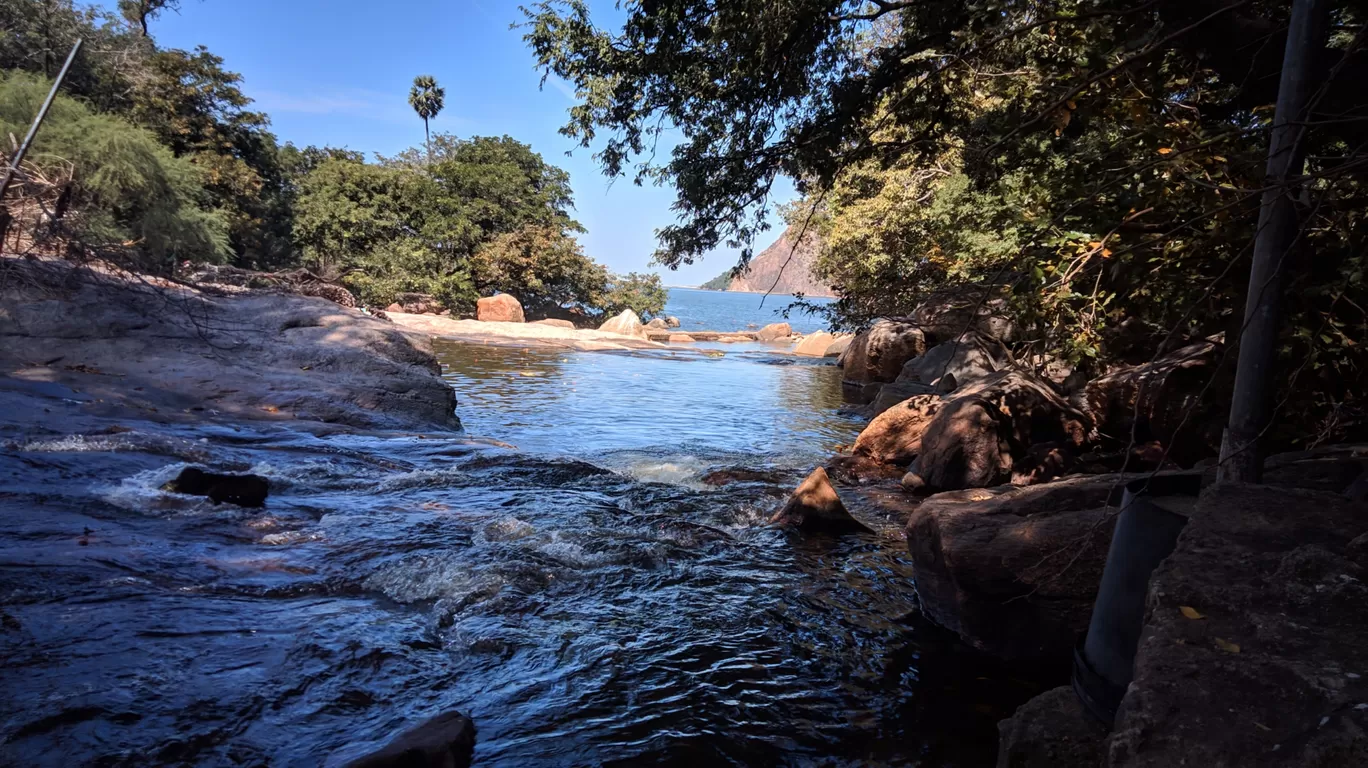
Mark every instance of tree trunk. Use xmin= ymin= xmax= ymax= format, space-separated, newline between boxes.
xmin=424 ymin=118 xmax=431 ymax=165
xmin=1217 ymin=0 xmax=1329 ymax=483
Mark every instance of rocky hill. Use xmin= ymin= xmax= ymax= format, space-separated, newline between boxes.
xmin=703 ymin=226 xmax=834 ymax=297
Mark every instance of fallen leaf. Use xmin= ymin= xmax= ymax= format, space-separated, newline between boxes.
xmin=1180 ymin=605 xmax=1205 ymax=620
xmin=1214 ymin=637 xmax=1241 ymax=653
xmin=1157 ymin=147 xmax=1174 ymax=155
xmin=1254 ymin=722 xmax=1272 ymax=732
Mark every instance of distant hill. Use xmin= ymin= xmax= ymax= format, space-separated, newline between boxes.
xmin=699 ymin=226 xmax=834 ymax=297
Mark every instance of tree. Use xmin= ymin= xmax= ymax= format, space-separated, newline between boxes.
xmin=524 ymin=0 xmax=1368 ymax=451
xmin=118 ymin=0 xmax=181 ymax=36
xmin=407 ymin=74 xmax=445 ymax=163
xmin=598 ymin=272 xmax=667 ymax=319
xmin=0 ymin=70 xmax=229 ymax=266
xmin=471 ymin=225 xmax=608 ymax=316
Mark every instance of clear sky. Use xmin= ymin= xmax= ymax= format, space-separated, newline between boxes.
xmin=117 ymin=0 xmax=795 ymax=287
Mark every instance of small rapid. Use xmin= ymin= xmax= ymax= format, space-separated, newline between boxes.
xmin=1 ymin=336 xmax=1041 ymax=767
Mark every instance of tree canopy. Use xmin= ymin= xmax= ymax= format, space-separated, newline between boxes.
xmin=524 ymin=0 xmax=1367 ymax=445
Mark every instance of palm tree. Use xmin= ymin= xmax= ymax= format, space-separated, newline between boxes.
xmin=407 ymin=75 xmax=445 ymax=163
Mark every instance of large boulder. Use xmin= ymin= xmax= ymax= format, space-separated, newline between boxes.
xmin=854 ymin=394 xmax=942 ymax=464
xmin=393 ymin=292 xmax=442 ymax=315
xmin=770 ymin=467 xmax=872 ymax=534
xmin=997 ymin=687 xmax=1106 ymax=768
xmin=911 ymin=287 xmax=1016 ymax=342
xmin=476 ymin=294 xmax=525 ymax=323
xmin=1083 ymin=341 xmax=1224 ymax=465
xmin=897 ymin=332 xmax=1012 ymax=392
xmin=824 ymin=334 xmax=853 ymax=358
xmin=645 ymin=317 xmax=670 ymax=330
xmin=599 ymin=309 xmax=645 ymax=336
xmin=869 ymin=381 xmax=938 ymax=418
xmin=842 ymin=319 xmax=928 ymax=400
xmin=894 ymin=371 xmax=1091 ymax=491
xmin=342 ymin=710 xmax=476 ymax=768
xmin=1108 ymin=484 xmax=1368 ymax=768
xmin=664 ymin=315 xmax=681 ymax=328
xmin=906 ymin=474 xmax=1133 ymax=660
xmin=756 ymin=322 xmax=792 ymax=341
xmin=794 ymin=330 xmax=834 ymax=356
xmin=532 ymin=318 xmax=576 ymax=329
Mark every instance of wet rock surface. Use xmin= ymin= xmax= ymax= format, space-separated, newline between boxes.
xmin=997 ymin=686 xmax=1106 ymax=768
xmin=341 ymin=710 xmax=476 ymax=768
xmin=770 ymin=467 xmax=873 ymax=534
xmin=161 ymin=467 xmax=269 ymax=508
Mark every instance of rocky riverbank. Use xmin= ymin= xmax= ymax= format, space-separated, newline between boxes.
xmin=767 ymin=291 xmax=1368 ymax=766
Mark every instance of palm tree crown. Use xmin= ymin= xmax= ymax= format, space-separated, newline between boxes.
xmin=407 ymin=75 xmax=445 ymax=162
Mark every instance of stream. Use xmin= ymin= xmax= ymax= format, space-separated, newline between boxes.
xmin=0 ymin=324 xmax=1045 ymax=766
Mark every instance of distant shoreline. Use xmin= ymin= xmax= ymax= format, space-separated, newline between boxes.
xmin=668 ymin=286 xmax=838 ymax=299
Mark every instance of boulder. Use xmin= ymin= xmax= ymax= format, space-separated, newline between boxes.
xmin=911 ymin=287 xmax=1016 ymax=342
xmin=342 ymin=710 xmax=476 ymax=768
xmin=996 ymin=687 xmax=1106 ymax=768
xmin=869 ymin=382 xmax=938 ymax=418
xmin=532 ymin=318 xmax=576 ymax=329
xmin=911 ymin=371 xmax=1091 ymax=491
xmin=667 ymin=333 xmax=694 ymax=343
xmin=1108 ymin=484 xmax=1368 ymax=768
xmin=841 ymin=319 xmax=928 ymax=400
xmin=756 ymin=322 xmax=793 ymax=341
xmin=645 ymin=317 xmax=669 ymax=330
xmin=1082 ymin=341 xmax=1225 ymax=465
xmin=897 ymin=332 xmax=1012 ymax=392
xmin=395 ymin=292 xmax=441 ymax=315
xmin=770 ymin=467 xmax=872 ymax=534
xmin=906 ymin=474 xmax=1134 ymax=660
xmin=599 ymin=309 xmax=645 ymax=336
xmin=702 ymin=467 xmax=786 ymax=486
xmin=161 ymin=467 xmax=269 ymax=508
xmin=854 ymin=394 xmax=942 ymax=464
xmin=823 ymin=334 xmax=853 ymax=358
xmin=385 ymin=303 xmax=403 ymax=313
xmin=793 ymin=330 xmax=834 ymax=356
xmin=665 ymin=316 xmax=681 ymax=328
xmin=475 ymin=294 xmax=525 ymax=323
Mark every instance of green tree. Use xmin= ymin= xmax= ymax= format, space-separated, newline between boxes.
xmin=471 ymin=225 xmax=608 ymax=316
xmin=598 ymin=272 xmax=667 ymax=319
xmin=0 ymin=70 xmax=229 ymax=266
xmin=407 ymin=74 xmax=445 ymax=162
xmin=118 ymin=0 xmax=181 ymax=36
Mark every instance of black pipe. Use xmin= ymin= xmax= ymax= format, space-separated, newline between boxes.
xmin=1073 ymin=473 xmax=1202 ymax=726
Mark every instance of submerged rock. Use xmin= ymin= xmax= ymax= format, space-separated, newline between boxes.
xmin=476 ymin=294 xmax=525 ymax=323
xmin=162 ymin=467 xmax=270 ymax=508
xmin=701 ymin=467 xmax=786 ymax=486
xmin=599 ymin=309 xmax=645 ymax=337
xmin=756 ymin=322 xmax=792 ymax=341
xmin=342 ymin=710 xmax=476 ymax=768
xmin=770 ymin=467 xmax=872 ymax=534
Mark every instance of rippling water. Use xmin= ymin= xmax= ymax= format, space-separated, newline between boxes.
xmin=0 ymin=341 xmax=1042 ymax=767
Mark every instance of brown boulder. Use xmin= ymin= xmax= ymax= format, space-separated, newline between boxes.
xmin=532 ymin=318 xmax=576 ymax=329
xmin=911 ymin=371 xmax=1091 ymax=491
xmin=897 ymin=332 xmax=1011 ymax=392
xmin=341 ymin=710 xmax=476 ymax=768
xmin=823 ymin=334 xmax=853 ymax=357
xmin=869 ymin=381 xmax=938 ymax=417
xmin=770 ymin=467 xmax=872 ymax=534
xmin=854 ymin=394 xmax=942 ymax=464
xmin=645 ymin=317 xmax=669 ymax=330
xmin=664 ymin=315 xmax=681 ymax=328
xmin=996 ymin=686 xmax=1106 ymax=768
xmin=842 ymin=319 xmax=927 ymax=399
xmin=756 ymin=322 xmax=792 ymax=341
xmin=599 ymin=309 xmax=645 ymax=336
xmin=476 ymin=294 xmax=525 ymax=323
xmin=793 ymin=330 xmax=834 ymax=356
xmin=667 ymin=333 xmax=694 ymax=342
xmin=906 ymin=474 xmax=1133 ymax=660
xmin=911 ymin=287 xmax=1016 ymax=342
xmin=1082 ymin=341 xmax=1225 ymax=465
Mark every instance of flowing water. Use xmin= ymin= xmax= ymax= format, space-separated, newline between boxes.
xmin=0 ymin=293 xmax=1044 ymax=766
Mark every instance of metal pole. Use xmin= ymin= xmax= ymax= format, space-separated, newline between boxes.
xmin=0 ymin=38 xmax=83 ymax=202
xmin=1217 ymin=0 xmax=1328 ymax=483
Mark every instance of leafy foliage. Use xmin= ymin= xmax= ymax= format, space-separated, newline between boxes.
xmin=597 ymin=272 xmax=668 ymax=319
xmin=408 ymin=74 xmax=445 ymax=160
xmin=699 ymin=270 xmax=732 ymax=291
xmin=525 ymin=0 xmax=1368 ymax=446
xmin=472 ymin=225 xmax=608 ymax=316
xmin=0 ymin=70 xmax=229 ymax=265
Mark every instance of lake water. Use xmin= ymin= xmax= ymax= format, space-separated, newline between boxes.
xmin=0 ymin=333 xmax=1042 ymax=766
xmin=662 ymin=288 xmax=833 ymax=334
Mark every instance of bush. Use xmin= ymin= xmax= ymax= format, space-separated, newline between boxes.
xmin=598 ymin=272 xmax=667 ymax=319
xmin=0 ymin=71 xmax=229 ymax=267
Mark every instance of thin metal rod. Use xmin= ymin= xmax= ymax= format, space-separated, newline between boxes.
xmin=0 ymin=38 xmax=83 ymax=201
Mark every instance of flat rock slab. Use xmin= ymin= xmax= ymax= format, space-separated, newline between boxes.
xmin=1108 ymin=483 xmax=1368 ymax=767
xmin=389 ymin=312 xmax=665 ymax=351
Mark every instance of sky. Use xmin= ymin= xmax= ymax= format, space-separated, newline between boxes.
xmin=116 ymin=0 xmax=796 ymax=287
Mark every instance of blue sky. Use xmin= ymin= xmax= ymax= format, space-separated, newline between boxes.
xmin=118 ymin=0 xmax=795 ymax=286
